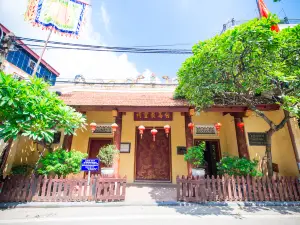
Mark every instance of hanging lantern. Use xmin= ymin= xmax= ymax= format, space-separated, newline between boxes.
xmin=164 ymin=124 xmax=170 ymax=137
xmin=214 ymin=122 xmax=222 ymax=135
xmin=138 ymin=125 xmax=145 ymax=139
xmin=151 ymin=128 xmax=158 ymax=141
xmin=111 ymin=123 xmax=118 ymax=135
xmin=237 ymin=122 xmax=245 ymax=132
xmin=90 ymin=122 xmax=97 ymax=132
xmin=188 ymin=122 xmax=194 ymax=134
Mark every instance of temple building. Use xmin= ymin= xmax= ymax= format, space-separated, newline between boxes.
xmin=4 ymin=84 xmax=300 ymax=183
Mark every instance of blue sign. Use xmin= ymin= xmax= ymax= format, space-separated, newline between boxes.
xmin=81 ymin=159 xmax=100 ymax=171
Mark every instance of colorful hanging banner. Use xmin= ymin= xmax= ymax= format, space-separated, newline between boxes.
xmin=25 ymin=0 xmax=87 ymax=37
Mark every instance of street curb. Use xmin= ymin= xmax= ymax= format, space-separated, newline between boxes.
xmin=0 ymin=201 xmax=300 ymax=208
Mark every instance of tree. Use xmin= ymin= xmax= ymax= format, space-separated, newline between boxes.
xmin=0 ymin=71 xmax=86 ymax=171
xmin=176 ymin=16 xmax=300 ymax=176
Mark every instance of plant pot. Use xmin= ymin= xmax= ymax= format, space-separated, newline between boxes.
xmin=101 ymin=167 xmax=114 ymax=176
xmin=192 ymin=168 xmax=205 ymax=177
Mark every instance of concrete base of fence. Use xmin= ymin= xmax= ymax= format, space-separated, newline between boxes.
xmin=1 ymin=201 xmax=300 ymax=208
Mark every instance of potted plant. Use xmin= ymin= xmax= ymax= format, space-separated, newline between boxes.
xmin=184 ymin=142 xmax=206 ymax=177
xmin=97 ymin=144 xmax=119 ymax=175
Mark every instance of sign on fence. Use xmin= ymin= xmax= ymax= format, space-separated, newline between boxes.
xmin=81 ymin=159 xmax=100 ymax=171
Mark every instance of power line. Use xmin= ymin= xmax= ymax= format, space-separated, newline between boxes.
xmin=13 ymin=36 xmax=193 ymax=55
xmin=14 ymin=43 xmax=192 ymax=54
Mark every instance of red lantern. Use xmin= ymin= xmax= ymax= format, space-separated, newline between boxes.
xmin=111 ymin=123 xmax=118 ymax=135
xmin=90 ymin=122 xmax=97 ymax=132
xmin=138 ymin=125 xmax=145 ymax=139
xmin=214 ymin=122 xmax=222 ymax=135
xmin=164 ymin=124 xmax=170 ymax=137
xmin=237 ymin=122 xmax=244 ymax=132
xmin=151 ymin=128 xmax=158 ymax=141
xmin=188 ymin=122 xmax=194 ymax=134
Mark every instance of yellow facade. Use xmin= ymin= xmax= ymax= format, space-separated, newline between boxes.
xmin=244 ymin=110 xmax=298 ymax=176
xmin=6 ymin=109 xmax=299 ymax=179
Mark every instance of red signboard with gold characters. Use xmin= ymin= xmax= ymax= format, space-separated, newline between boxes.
xmin=134 ymin=112 xmax=173 ymax=121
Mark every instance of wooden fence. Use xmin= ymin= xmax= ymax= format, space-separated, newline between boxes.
xmin=0 ymin=175 xmax=126 ymax=203
xmin=177 ymin=175 xmax=300 ymax=202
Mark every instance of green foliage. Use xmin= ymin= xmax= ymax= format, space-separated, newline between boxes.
xmin=97 ymin=145 xmax=119 ymax=167
xmin=0 ymin=71 xmax=86 ymax=143
xmin=176 ymin=15 xmax=299 ymax=117
xmin=10 ymin=165 xmax=33 ymax=176
xmin=217 ymin=155 xmax=263 ymax=177
xmin=37 ymin=149 xmax=87 ymax=176
xmin=184 ymin=142 xmax=205 ymax=167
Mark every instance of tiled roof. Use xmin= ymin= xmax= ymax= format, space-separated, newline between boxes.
xmin=60 ymin=91 xmax=188 ymax=107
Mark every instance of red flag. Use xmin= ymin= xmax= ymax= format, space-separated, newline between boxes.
xmin=257 ymin=0 xmax=280 ymax=32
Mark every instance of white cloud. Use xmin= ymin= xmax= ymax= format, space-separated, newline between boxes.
xmin=100 ymin=3 xmax=110 ymax=33
xmin=0 ymin=0 xmax=140 ymax=80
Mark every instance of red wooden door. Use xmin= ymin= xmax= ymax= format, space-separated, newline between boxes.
xmin=88 ymin=139 xmax=112 ymax=173
xmin=135 ymin=128 xmax=171 ymax=181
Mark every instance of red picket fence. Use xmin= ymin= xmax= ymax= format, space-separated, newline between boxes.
xmin=0 ymin=175 xmax=126 ymax=203
xmin=177 ymin=175 xmax=300 ymax=202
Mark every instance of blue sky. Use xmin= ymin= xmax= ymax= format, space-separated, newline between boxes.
xmin=92 ymin=0 xmax=300 ymax=79
xmin=0 ymin=0 xmax=299 ymax=81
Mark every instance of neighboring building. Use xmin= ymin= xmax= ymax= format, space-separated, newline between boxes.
xmin=0 ymin=24 xmax=59 ymax=85
xmin=4 ymin=84 xmax=300 ymax=182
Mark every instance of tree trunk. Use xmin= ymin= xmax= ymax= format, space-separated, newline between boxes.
xmin=266 ymin=130 xmax=274 ymax=177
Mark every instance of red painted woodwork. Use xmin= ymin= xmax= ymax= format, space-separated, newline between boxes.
xmin=134 ymin=112 xmax=173 ymax=121
xmin=234 ymin=117 xmax=250 ymax=159
xmin=62 ymin=134 xmax=73 ymax=151
xmin=135 ymin=128 xmax=171 ymax=181
xmin=88 ymin=139 xmax=112 ymax=174
xmin=176 ymin=175 xmax=300 ymax=202
xmin=113 ymin=113 xmax=122 ymax=176
xmin=0 ymin=175 xmax=127 ymax=202
xmin=185 ymin=113 xmax=193 ymax=176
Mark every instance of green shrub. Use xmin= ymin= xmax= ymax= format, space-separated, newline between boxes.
xmin=11 ymin=165 xmax=33 ymax=176
xmin=217 ymin=155 xmax=262 ymax=177
xmin=37 ymin=149 xmax=87 ymax=176
xmin=97 ymin=145 xmax=119 ymax=167
xmin=184 ymin=142 xmax=205 ymax=168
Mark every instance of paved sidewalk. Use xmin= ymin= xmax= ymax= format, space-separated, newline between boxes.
xmin=126 ymin=183 xmax=177 ymax=203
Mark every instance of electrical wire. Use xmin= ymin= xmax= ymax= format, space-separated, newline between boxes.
xmin=13 ymin=36 xmax=193 ymax=55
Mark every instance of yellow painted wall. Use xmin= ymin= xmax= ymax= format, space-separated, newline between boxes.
xmin=244 ymin=110 xmax=298 ymax=176
xmin=70 ymin=111 xmax=114 ymax=153
xmin=7 ymin=109 xmax=299 ymax=179
xmin=192 ymin=112 xmax=239 ymax=157
xmin=119 ymin=112 xmax=187 ymax=183
xmin=4 ymin=131 xmax=64 ymax=175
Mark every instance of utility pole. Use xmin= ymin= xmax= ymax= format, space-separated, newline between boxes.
xmin=0 ymin=27 xmax=14 ymax=70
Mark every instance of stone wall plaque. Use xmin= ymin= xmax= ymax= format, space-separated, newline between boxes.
xmin=93 ymin=124 xmax=112 ymax=134
xmin=194 ymin=125 xmax=217 ymax=135
xmin=248 ymin=132 xmax=267 ymax=146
